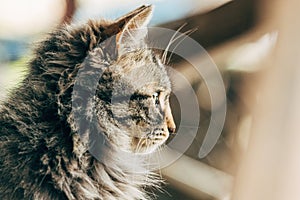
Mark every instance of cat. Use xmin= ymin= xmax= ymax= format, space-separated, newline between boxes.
xmin=0 ymin=5 xmax=176 ymax=200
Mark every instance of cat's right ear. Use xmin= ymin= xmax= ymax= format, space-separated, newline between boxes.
xmin=114 ymin=5 xmax=153 ymax=56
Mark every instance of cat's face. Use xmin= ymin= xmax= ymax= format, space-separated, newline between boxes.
xmin=94 ymin=6 xmax=176 ymax=154
xmin=110 ymin=50 xmax=175 ymax=154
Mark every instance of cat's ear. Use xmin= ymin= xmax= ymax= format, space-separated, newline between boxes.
xmin=115 ymin=5 xmax=153 ymax=55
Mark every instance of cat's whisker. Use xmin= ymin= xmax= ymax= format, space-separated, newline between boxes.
xmin=178 ymin=124 xmax=202 ymax=128
xmin=140 ymin=138 xmax=148 ymax=153
xmin=135 ymin=137 xmax=144 ymax=153
xmin=134 ymin=137 xmax=142 ymax=154
xmin=144 ymin=143 xmax=152 ymax=184
xmin=166 ymin=28 xmax=198 ymax=64
xmin=156 ymin=145 xmax=163 ymax=179
xmin=161 ymin=23 xmax=187 ymax=64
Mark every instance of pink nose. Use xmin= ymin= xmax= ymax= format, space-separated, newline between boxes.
xmin=168 ymin=126 xmax=176 ymax=134
xmin=165 ymin=103 xmax=176 ymax=134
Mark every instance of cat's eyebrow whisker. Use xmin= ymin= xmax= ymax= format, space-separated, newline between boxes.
xmin=161 ymin=23 xmax=187 ymax=64
xmin=166 ymin=28 xmax=198 ymax=64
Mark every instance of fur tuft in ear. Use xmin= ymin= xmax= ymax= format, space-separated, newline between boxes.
xmin=115 ymin=5 xmax=154 ymax=55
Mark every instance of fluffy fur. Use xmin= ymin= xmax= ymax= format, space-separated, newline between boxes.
xmin=0 ymin=5 xmax=176 ymax=200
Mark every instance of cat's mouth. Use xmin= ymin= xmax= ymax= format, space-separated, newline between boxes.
xmin=131 ymin=128 xmax=169 ymax=154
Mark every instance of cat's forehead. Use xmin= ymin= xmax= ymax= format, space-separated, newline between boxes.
xmin=113 ymin=49 xmax=171 ymax=92
xmin=118 ymin=49 xmax=155 ymax=63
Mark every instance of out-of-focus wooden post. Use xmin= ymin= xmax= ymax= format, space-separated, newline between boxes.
xmin=232 ymin=0 xmax=300 ymax=200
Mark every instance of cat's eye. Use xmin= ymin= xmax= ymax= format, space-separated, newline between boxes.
xmin=153 ymin=92 xmax=160 ymax=106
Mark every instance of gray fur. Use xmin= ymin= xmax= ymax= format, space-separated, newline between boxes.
xmin=0 ymin=5 xmax=175 ymax=200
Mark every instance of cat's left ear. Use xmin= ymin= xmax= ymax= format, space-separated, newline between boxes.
xmin=115 ymin=5 xmax=153 ymax=56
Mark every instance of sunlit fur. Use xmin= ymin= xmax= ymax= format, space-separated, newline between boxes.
xmin=0 ymin=5 xmax=175 ymax=200
xmin=97 ymin=49 xmax=172 ymax=154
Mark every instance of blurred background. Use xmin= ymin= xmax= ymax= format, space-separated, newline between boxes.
xmin=1 ymin=0 xmax=300 ymax=200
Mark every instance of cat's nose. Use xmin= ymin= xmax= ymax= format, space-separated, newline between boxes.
xmin=165 ymin=104 xmax=176 ymax=134
xmin=168 ymin=126 xmax=176 ymax=134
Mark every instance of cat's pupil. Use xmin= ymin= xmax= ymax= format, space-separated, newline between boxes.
xmin=153 ymin=92 xmax=160 ymax=106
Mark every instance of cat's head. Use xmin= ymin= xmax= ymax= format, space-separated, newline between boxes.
xmin=92 ymin=5 xmax=176 ymax=154
xmin=41 ymin=5 xmax=176 ymax=155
